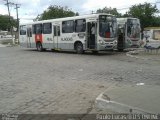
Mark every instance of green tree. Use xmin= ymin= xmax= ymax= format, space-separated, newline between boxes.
xmin=96 ymin=7 xmax=121 ymax=17
xmin=0 ymin=15 xmax=17 ymax=31
xmin=36 ymin=5 xmax=78 ymax=20
xmin=152 ymin=16 xmax=160 ymax=26
xmin=127 ymin=2 xmax=159 ymax=29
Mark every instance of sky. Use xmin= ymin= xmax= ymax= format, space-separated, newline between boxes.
xmin=0 ymin=0 xmax=160 ymax=23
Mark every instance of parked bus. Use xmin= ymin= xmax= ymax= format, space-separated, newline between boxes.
xmin=117 ymin=18 xmax=141 ymax=51
xmin=143 ymin=27 xmax=160 ymax=49
xmin=19 ymin=13 xmax=117 ymax=53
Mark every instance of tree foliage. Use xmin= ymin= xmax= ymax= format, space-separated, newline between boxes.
xmin=127 ymin=3 xmax=159 ymax=29
xmin=96 ymin=7 xmax=121 ymax=17
xmin=0 ymin=14 xmax=17 ymax=31
xmin=95 ymin=3 xmax=160 ymax=29
xmin=36 ymin=5 xmax=78 ymax=21
xmin=34 ymin=3 xmax=160 ymax=29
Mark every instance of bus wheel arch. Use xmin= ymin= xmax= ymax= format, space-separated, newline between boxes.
xmin=74 ymin=41 xmax=84 ymax=54
xmin=36 ymin=41 xmax=43 ymax=52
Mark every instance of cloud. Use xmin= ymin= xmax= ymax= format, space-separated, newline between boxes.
xmin=0 ymin=5 xmax=8 ymax=15
xmin=18 ymin=0 xmax=87 ymax=23
xmin=82 ymin=0 xmax=155 ymax=13
xmin=0 ymin=0 xmax=157 ymax=23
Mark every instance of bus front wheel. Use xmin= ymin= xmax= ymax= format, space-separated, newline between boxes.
xmin=76 ymin=43 xmax=84 ymax=54
xmin=36 ymin=42 xmax=43 ymax=52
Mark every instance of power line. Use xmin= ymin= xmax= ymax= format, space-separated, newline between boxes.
xmin=3 ymin=0 xmax=21 ymax=27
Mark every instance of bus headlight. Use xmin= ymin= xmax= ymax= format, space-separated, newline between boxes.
xmin=99 ymin=40 xmax=105 ymax=45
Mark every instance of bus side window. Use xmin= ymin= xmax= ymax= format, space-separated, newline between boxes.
xmin=62 ymin=20 xmax=74 ymax=33
xmin=20 ymin=25 xmax=26 ymax=35
xmin=75 ymin=19 xmax=86 ymax=32
xmin=35 ymin=24 xmax=42 ymax=34
xmin=43 ymin=23 xmax=52 ymax=34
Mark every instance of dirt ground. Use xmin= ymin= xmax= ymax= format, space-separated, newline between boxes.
xmin=0 ymin=46 xmax=160 ymax=117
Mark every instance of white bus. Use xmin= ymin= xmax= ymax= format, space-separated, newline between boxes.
xmin=117 ymin=18 xmax=141 ymax=51
xmin=143 ymin=27 xmax=160 ymax=49
xmin=19 ymin=13 xmax=117 ymax=53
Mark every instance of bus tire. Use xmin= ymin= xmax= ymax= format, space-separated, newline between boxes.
xmin=76 ymin=42 xmax=84 ymax=54
xmin=118 ymin=49 xmax=124 ymax=52
xmin=36 ymin=42 xmax=43 ymax=52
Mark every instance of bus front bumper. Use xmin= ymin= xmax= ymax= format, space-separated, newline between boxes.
xmin=98 ymin=42 xmax=117 ymax=51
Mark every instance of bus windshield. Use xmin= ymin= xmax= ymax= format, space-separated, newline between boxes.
xmin=99 ymin=15 xmax=117 ymax=38
xmin=127 ymin=19 xmax=140 ymax=38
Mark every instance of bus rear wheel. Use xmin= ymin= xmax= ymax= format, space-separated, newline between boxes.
xmin=36 ymin=42 xmax=43 ymax=52
xmin=76 ymin=43 xmax=84 ymax=54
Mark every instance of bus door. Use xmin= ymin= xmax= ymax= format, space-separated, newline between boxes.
xmin=53 ymin=25 xmax=60 ymax=49
xmin=19 ymin=25 xmax=27 ymax=47
xmin=86 ymin=22 xmax=96 ymax=49
xmin=117 ymin=25 xmax=125 ymax=51
xmin=27 ymin=27 xmax=32 ymax=48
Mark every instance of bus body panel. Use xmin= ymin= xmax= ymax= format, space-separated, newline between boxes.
xmin=41 ymin=32 xmax=54 ymax=49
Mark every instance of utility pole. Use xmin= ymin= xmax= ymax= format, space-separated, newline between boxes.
xmin=14 ymin=3 xmax=20 ymax=44
xmin=15 ymin=4 xmax=20 ymax=32
xmin=4 ymin=0 xmax=11 ymax=30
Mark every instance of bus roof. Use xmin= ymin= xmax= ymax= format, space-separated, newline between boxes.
xmin=20 ymin=13 xmax=114 ymax=25
xmin=117 ymin=17 xmax=139 ymax=21
xmin=117 ymin=17 xmax=140 ymax=24
xmin=144 ymin=27 xmax=160 ymax=30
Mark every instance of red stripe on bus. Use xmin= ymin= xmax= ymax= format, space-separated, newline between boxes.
xmin=35 ymin=34 xmax=42 ymax=43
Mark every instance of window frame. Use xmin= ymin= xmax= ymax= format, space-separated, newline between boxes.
xmin=20 ymin=25 xmax=27 ymax=35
